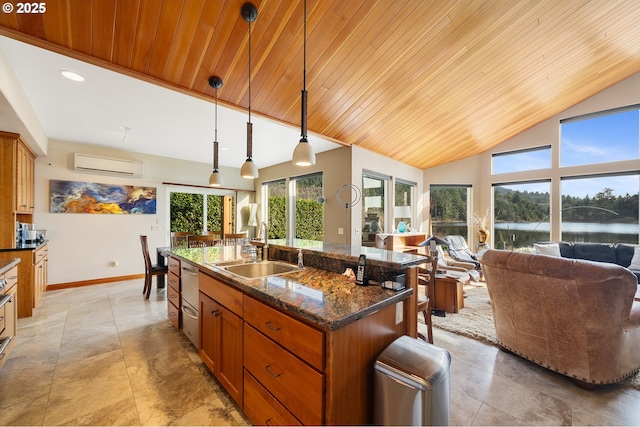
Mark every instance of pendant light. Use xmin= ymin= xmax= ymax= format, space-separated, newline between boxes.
xmin=240 ymin=2 xmax=259 ymax=179
xmin=292 ymin=0 xmax=316 ymax=166
xmin=208 ymin=76 xmax=224 ymax=187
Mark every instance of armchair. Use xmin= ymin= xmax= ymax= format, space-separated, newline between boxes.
xmin=444 ymin=235 xmax=481 ymax=269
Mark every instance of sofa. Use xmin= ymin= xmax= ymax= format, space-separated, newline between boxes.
xmin=535 ymin=241 xmax=640 ymax=282
xmin=480 ymin=249 xmax=640 ymax=388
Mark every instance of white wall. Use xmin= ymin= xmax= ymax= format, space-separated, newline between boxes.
xmin=37 ymin=139 xmax=254 ymax=285
xmin=424 ymin=71 xmax=640 ymax=246
xmin=351 ymin=145 xmax=425 ymax=245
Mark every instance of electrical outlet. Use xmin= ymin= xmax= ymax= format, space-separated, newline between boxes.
xmin=338 ymin=227 xmax=344 ymax=235
xmin=395 ymin=301 xmax=403 ymax=324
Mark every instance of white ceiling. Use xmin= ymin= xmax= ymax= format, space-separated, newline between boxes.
xmin=0 ymin=36 xmax=341 ymax=169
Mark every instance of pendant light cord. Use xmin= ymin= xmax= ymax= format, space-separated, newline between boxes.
xmin=300 ymin=0 xmax=308 ymax=140
xmin=214 ymin=86 xmax=218 ymax=169
xmin=303 ymin=0 xmax=306 ymax=93
xmin=247 ymin=17 xmax=253 ymax=158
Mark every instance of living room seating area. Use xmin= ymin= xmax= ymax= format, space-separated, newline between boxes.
xmin=534 ymin=241 xmax=640 ymax=282
xmin=480 ymin=249 xmax=640 ymax=389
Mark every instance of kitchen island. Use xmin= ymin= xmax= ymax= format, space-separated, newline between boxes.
xmin=161 ymin=240 xmax=426 ymax=425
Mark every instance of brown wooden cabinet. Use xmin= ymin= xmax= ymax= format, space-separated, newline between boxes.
xmin=34 ymin=244 xmax=48 ymax=309
xmin=194 ymin=266 xmax=413 ymax=425
xmin=0 ymin=132 xmax=36 ymax=248
xmin=0 ymin=264 xmax=18 ymax=370
xmin=199 ymin=273 xmax=243 ymax=406
xmin=167 ymin=256 xmax=181 ymax=329
xmin=0 ymin=244 xmax=47 ymax=318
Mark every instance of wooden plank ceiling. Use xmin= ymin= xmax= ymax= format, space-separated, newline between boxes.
xmin=2 ymin=0 xmax=640 ymax=169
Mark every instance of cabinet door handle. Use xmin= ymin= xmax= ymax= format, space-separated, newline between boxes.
xmin=0 ymin=294 xmax=12 ymax=309
xmin=211 ymin=309 xmax=220 ymax=317
xmin=265 ymin=418 xmax=273 ymax=426
xmin=265 ymin=321 xmax=281 ymax=332
xmin=265 ymin=364 xmax=281 ymax=378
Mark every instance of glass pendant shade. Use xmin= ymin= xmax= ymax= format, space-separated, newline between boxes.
xmin=209 ymin=169 xmax=223 ymax=187
xmin=241 ymin=158 xmax=259 ymax=179
xmin=293 ymin=137 xmax=316 ymax=166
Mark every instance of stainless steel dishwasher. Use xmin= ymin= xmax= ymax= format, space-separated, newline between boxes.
xmin=180 ymin=265 xmax=199 ymax=348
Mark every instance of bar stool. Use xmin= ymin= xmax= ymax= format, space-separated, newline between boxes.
xmin=224 ymin=232 xmax=247 ymax=246
xmin=187 ymin=235 xmax=220 ymax=248
xmin=140 ymin=235 xmax=168 ymax=299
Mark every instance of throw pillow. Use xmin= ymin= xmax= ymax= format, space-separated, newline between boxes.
xmin=628 ymin=246 xmax=640 ymax=270
xmin=534 ymin=243 xmax=561 ymax=257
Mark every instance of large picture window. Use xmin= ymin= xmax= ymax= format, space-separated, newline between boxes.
xmin=492 ymin=181 xmax=550 ymax=249
xmin=492 ymin=146 xmax=551 ymax=174
xmin=560 ymin=105 xmax=640 ymax=167
xmin=430 ymin=185 xmax=469 ymax=239
xmin=561 ymin=174 xmax=639 ymax=244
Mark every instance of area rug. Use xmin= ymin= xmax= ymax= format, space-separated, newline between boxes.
xmin=426 ymin=283 xmax=640 ymax=390
xmin=430 ymin=283 xmax=497 ymax=346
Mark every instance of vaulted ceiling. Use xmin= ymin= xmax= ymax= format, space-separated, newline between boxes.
xmin=2 ymin=0 xmax=640 ymax=169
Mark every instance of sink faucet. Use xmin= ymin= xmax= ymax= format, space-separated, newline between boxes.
xmin=258 ymin=221 xmax=268 ymax=260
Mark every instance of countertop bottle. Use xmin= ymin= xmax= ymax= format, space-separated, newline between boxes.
xmin=297 ymin=249 xmax=304 ymax=269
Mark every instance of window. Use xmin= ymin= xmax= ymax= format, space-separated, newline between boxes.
xmin=292 ymin=173 xmax=324 ymax=241
xmin=560 ymin=105 xmax=640 ymax=167
xmin=362 ymin=172 xmax=389 ymax=246
xmin=170 ymin=190 xmax=234 ymax=235
xmin=561 ymin=174 xmax=639 ymax=244
xmin=493 ymin=181 xmax=550 ymax=249
xmin=394 ymin=179 xmax=415 ymax=231
xmin=430 ymin=186 xmax=469 ymax=239
xmin=263 ymin=179 xmax=286 ymax=239
xmin=492 ymin=146 xmax=551 ymax=174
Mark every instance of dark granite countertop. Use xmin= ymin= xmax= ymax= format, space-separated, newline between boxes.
xmin=163 ymin=240 xmax=423 ymax=331
xmin=0 ymin=258 xmax=20 ymax=274
xmin=0 ymin=241 xmax=48 ymax=252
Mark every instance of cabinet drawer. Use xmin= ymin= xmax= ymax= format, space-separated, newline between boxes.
xmin=244 ymin=324 xmax=323 ymax=425
xmin=199 ymin=273 xmax=242 ymax=316
xmin=168 ymin=257 xmax=181 ymax=277
xmin=244 ymin=370 xmax=301 ymax=426
xmin=167 ymin=284 xmax=180 ymax=308
xmin=34 ymin=245 xmax=48 ymax=264
xmin=167 ymin=299 xmax=180 ymax=329
xmin=0 ymin=266 xmax=18 ymax=290
xmin=168 ymin=271 xmax=180 ymax=292
xmin=244 ymin=296 xmax=324 ymax=370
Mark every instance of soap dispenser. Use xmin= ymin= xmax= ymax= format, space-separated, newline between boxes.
xmin=297 ymin=249 xmax=304 ymax=269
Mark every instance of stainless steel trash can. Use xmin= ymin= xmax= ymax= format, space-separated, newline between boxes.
xmin=374 ymin=336 xmax=451 ymax=426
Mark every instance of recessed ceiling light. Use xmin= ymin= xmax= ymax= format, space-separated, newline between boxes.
xmin=61 ymin=70 xmax=85 ymax=82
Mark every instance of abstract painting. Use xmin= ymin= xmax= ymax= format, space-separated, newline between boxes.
xmin=50 ymin=180 xmax=157 ymax=214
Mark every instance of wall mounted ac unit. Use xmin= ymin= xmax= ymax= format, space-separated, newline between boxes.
xmin=73 ymin=153 xmax=144 ymax=178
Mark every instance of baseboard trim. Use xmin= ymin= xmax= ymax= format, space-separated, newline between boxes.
xmin=46 ymin=274 xmax=145 ymax=291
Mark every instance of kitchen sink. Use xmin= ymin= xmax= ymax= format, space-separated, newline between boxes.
xmin=222 ymin=260 xmax=299 ymax=279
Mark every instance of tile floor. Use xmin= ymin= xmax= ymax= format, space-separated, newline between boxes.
xmin=0 ymin=278 xmax=639 ymax=426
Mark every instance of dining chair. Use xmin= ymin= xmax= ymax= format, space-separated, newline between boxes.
xmin=140 ymin=235 xmax=168 ymax=299
xmin=417 ymin=254 xmax=438 ymax=344
xmin=170 ymin=231 xmax=190 ymax=248
xmin=223 ymin=232 xmax=247 ymax=246
xmin=203 ymin=230 xmax=222 ymax=239
xmin=187 ymin=234 xmax=220 ymax=248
